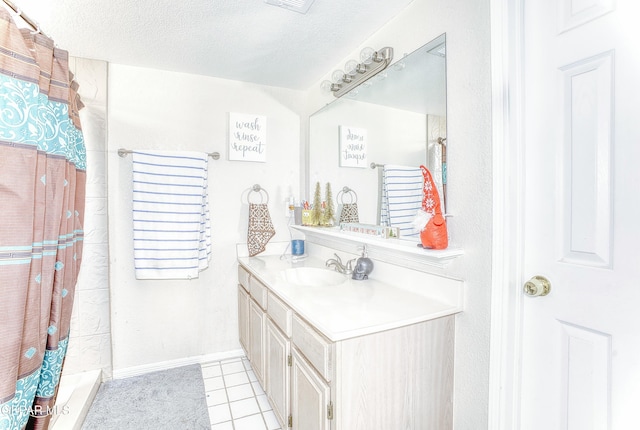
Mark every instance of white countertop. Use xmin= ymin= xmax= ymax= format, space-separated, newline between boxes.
xmin=238 ymin=254 xmax=462 ymax=342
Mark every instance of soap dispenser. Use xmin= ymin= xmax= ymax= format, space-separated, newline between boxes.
xmin=352 ymin=245 xmax=374 ymax=280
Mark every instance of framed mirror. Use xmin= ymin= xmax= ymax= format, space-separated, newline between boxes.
xmin=308 ymin=34 xmax=447 ymax=240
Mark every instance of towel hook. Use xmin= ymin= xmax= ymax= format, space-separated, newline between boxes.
xmin=247 ymin=184 xmax=269 ymax=204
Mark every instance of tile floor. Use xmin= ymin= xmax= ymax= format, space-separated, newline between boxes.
xmin=202 ymin=356 xmax=282 ymax=430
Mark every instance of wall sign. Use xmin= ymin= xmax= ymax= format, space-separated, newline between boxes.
xmin=229 ymin=112 xmax=267 ymax=162
xmin=339 ymin=126 xmax=367 ymax=168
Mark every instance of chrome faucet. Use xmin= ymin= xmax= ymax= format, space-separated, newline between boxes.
xmin=325 ymin=253 xmax=356 ymax=275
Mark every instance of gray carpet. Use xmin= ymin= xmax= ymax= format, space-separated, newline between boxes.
xmin=82 ymin=364 xmax=210 ymax=430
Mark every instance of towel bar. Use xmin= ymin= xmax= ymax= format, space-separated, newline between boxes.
xmin=117 ymin=148 xmax=220 ymax=160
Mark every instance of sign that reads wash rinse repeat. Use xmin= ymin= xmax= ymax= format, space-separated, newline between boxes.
xmin=228 ymin=112 xmax=267 ymax=162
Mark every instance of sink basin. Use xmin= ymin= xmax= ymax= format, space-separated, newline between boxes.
xmin=281 ymin=267 xmax=347 ymax=287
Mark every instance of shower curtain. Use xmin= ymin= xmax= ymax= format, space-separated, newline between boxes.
xmin=0 ymin=8 xmax=85 ymax=430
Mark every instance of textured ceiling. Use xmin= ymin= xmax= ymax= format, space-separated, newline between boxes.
xmin=7 ymin=0 xmax=414 ymax=90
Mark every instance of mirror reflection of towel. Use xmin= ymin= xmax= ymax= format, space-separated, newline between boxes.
xmin=380 ymin=165 xmax=423 ymax=237
xmin=247 ymin=203 xmax=275 ymax=257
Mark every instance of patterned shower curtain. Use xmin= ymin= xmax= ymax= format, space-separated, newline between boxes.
xmin=0 ymin=8 xmax=86 ymax=430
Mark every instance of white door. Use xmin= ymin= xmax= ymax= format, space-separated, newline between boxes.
xmin=520 ymin=1 xmax=640 ymax=429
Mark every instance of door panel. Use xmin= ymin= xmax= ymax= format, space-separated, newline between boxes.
xmin=290 ymin=347 xmax=330 ymax=430
xmin=265 ymin=317 xmax=290 ymax=428
xmin=521 ymin=0 xmax=640 ymax=429
xmin=248 ymin=299 xmax=265 ymax=386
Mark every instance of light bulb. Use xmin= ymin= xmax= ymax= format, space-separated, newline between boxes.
xmin=392 ymin=61 xmax=405 ymax=71
xmin=331 ymin=69 xmax=345 ymax=83
xmin=374 ymin=71 xmax=387 ymax=82
xmin=360 ymin=47 xmax=375 ymax=65
xmin=320 ymin=80 xmax=333 ymax=93
xmin=344 ymin=59 xmax=358 ymax=76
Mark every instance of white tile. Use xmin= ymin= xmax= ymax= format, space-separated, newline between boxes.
xmin=222 ymin=360 xmax=246 ymax=375
xmin=227 ymin=383 xmax=254 ymax=402
xmin=84 ymin=150 xmax=107 ymax=195
xmin=252 ymin=380 xmax=265 ymax=395
xmin=75 ymin=289 xmax=111 ymax=336
xmin=233 ymin=413 xmax=267 ymax=430
xmin=206 ymin=389 xmax=227 ymax=406
xmin=263 ymin=409 xmax=282 ymax=430
xmin=242 ymin=359 xmax=253 ymax=370
xmin=229 ymin=397 xmax=260 ymax=419
xmin=78 ymin=241 xmax=109 ymax=267
xmin=76 ymin=248 xmax=109 ymax=291
xmin=208 ymin=403 xmax=231 ymax=425
xmin=201 ymin=364 xmax=222 ymax=378
xmin=204 ymin=376 xmax=225 ymax=391
xmin=81 ymin=110 xmax=108 ymax=153
xmin=247 ymin=369 xmax=257 ymax=382
xmin=224 ymin=371 xmax=249 ymax=387
xmin=256 ymin=394 xmax=272 ymax=412
xmin=211 ymin=421 xmax=234 ymax=430
xmin=62 ymin=333 xmax=111 ymax=375
xmin=73 ymin=57 xmax=108 ymax=106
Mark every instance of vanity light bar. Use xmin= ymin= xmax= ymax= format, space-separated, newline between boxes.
xmin=323 ymin=47 xmax=394 ymax=98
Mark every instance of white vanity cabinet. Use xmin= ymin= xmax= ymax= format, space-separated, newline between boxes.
xmin=237 ymin=262 xmax=456 ymax=430
xmin=265 ymin=317 xmax=290 ymax=426
xmin=238 ymin=266 xmax=266 ymax=386
xmin=291 ymin=346 xmax=332 ymax=430
xmin=237 ymin=284 xmax=249 ymax=354
xmin=248 ymin=299 xmax=265 ymax=386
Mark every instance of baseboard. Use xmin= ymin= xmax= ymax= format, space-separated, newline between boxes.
xmin=112 ymin=349 xmax=245 ymax=380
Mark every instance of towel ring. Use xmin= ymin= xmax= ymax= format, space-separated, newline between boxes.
xmin=247 ymin=184 xmax=269 ymax=204
xmin=337 ymin=186 xmax=358 ymax=204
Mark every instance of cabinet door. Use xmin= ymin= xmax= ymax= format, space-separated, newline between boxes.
xmin=291 ymin=347 xmax=331 ymax=430
xmin=265 ymin=318 xmax=290 ymax=429
xmin=238 ymin=285 xmax=249 ymax=355
xmin=248 ymin=299 xmax=265 ymax=386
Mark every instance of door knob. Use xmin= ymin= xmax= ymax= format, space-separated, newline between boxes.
xmin=524 ymin=275 xmax=551 ymax=297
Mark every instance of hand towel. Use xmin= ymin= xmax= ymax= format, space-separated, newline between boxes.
xmin=132 ymin=150 xmax=211 ymax=279
xmin=247 ymin=203 xmax=275 ymax=257
xmin=380 ymin=164 xmax=423 ymax=238
xmin=339 ymin=203 xmax=360 ymax=224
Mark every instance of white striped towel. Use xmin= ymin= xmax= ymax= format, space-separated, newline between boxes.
xmin=132 ymin=150 xmax=211 ymax=280
xmin=380 ymin=164 xmax=423 ymax=238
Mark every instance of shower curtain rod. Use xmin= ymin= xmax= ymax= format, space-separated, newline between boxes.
xmin=1 ymin=0 xmax=47 ymax=37
xmin=117 ymin=148 xmax=221 ymax=160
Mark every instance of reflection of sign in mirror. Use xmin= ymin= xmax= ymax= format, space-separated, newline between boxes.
xmin=339 ymin=126 xmax=367 ymax=168
xmin=228 ymin=112 xmax=267 ymax=162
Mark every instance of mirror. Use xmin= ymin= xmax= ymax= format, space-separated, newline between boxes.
xmin=308 ymin=34 xmax=447 ymax=239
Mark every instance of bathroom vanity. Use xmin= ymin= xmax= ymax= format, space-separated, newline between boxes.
xmin=237 ymin=251 xmax=463 ymax=430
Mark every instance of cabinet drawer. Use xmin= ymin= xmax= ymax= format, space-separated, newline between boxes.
xmin=267 ymin=292 xmax=292 ymax=337
xmin=238 ymin=265 xmax=250 ymax=291
xmin=292 ymin=314 xmax=333 ymax=382
xmin=249 ymin=276 xmax=268 ymax=310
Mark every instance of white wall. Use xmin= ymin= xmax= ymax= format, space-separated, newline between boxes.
xmin=306 ymin=0 xmax=493 ymax=427
xmin=107 ymin=65 xmax=304 ymax=372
